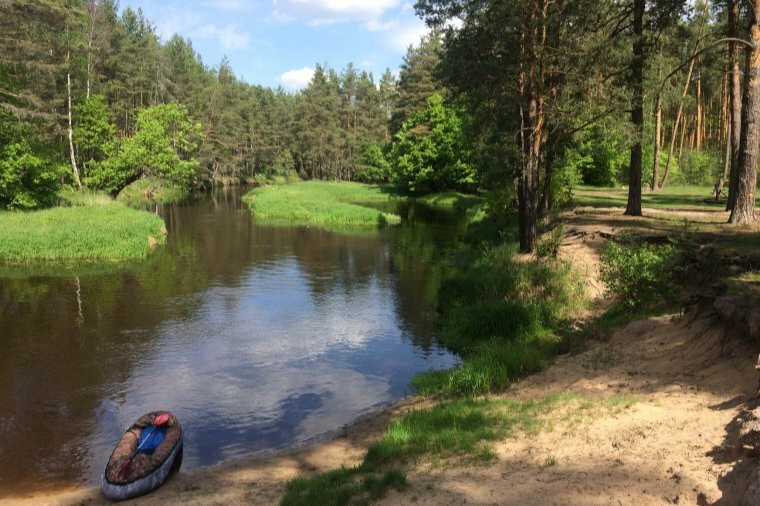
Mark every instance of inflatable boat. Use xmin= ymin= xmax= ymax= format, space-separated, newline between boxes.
xmin=100 ymin=411 xmax=183 ymax=501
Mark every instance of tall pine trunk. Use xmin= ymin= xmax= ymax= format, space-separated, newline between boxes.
xmin=625 ymin=0 xmax=644 ymax=216
xmin=517 ymin=0 xmax=546 ymax=253
xmin=729 ymin=5 xmax=760 ymax=225
xmin=652 ymin=91 xmax=662 ymax=191
xmin=727 ymin=0 xmax=742 ymax=211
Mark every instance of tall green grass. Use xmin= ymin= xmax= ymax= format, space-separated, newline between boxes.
xmin=0 ymin=204 xmax=166 ymax=262
xmin=413 ymin=241 xmax=585 ymax=397
xmin=245 ymin=181 xmax=402 ymax=230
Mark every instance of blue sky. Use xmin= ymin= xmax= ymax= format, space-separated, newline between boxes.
xmin=120 ymin=0 xmax=431 ymax=91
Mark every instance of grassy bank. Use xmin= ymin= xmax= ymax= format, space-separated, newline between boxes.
xmin=245 ymin=181 xmax=402 ymax=230
xmin=0 ymin=199 xmax=166 ymax=262
xmin=412 ymin=241 xmax=585 ymax=397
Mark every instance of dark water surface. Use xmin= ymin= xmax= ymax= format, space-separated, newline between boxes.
xmin=0 ymin=187 xmax=462 ymax=496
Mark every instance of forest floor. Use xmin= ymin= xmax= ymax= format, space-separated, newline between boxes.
xmin=10 ymin=189 xmax=760 ymax=506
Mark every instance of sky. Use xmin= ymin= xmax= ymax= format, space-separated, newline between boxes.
xmin=119 ymin=0 xmax=431 ymax=91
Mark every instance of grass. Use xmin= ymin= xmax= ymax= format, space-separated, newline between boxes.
xmin=281 ymin=466 xmax=407 ymax=506
xmin=117 ymin=177 xmax=189 ymax=205
xmin=574 ymin=184 xmax=760 ymax=210
xmin=0 ymin=203 xmax=166 ymax=262
xmin=413 ymin=241 xmax=586 ymax=397
xmin=280 ymin=392 xmax=637 ymax=506
xmin=245 ymin=181 xmax=402 ymax=231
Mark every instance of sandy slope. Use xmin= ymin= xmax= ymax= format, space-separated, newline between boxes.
xmin=376 ymin=311 xmax=757 ymax=506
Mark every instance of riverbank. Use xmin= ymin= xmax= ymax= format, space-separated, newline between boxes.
xmin=0 ymin=197 xmax=166 ymax=262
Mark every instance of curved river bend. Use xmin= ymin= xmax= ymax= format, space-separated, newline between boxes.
xmin=0 ymin=187 xmax=462 ymax=496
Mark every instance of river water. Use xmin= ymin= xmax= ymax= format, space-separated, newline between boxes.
xmin=0 ymin=187 xmax=463 ymax=496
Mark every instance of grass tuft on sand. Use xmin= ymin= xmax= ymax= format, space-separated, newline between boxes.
xmin=0 ymin=203 xmax=166 ymax=262
xmin=245 ymin=181 xmax=402 ymax=230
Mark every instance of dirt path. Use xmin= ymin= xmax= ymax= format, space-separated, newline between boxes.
xmin=10 ymin=220 xmax=759 ymax=506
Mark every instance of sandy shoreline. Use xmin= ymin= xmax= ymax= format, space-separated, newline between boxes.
xmin=4 ymin=395 xmax=430 ymax=506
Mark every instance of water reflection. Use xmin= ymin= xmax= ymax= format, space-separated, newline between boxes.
xmin=0 ymin=187 xmax=462 ymax=496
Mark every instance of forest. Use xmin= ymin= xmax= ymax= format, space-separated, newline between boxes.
xmin=2 ymin=0 xmax=760 ymax=254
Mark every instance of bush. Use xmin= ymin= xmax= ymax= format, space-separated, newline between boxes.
xmin=600 ymin=239 xmax=678 ymax=311
xmin=674 ymin=149 xmax=721 ymax=186
xmin=389 ymin=94 xmax=476 ymax=195
xmin=354 ymin=144 xmax=391 ymax=183
xmin=0 ymin=141 xmax=60 ymax=210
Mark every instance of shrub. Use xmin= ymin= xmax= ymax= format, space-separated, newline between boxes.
xmin=0 ymin=141 xmax=60 ymax=210
xmin=600 ymin=239 xmax=678 ymax=311
xmin=354 ymin=144 xmax=391 ymax=183
xmin=536 ymin=223 xmax=565 ymax=260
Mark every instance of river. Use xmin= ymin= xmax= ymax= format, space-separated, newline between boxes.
xmin=0 ymin=186 xmax=464 ymax=496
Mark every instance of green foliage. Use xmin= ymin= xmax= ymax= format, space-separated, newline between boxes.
xmin=271 ymin=150 xmax=300 ymax=181
xmin=0 ymin=204 xmax=165 ymax=262
xmin=389 ymin=94 xmax=476 ymax=195
xmin=0 ymin=141 xmax=60 ymax=210
xmin=91 ymin=104 xmax=203 ymax=192
xmin=559 ymin=123 xmax=629 ymax=187
xmin=673 ymin=149 xmax=721 ymax=186
xmin=245 ymin=181 xmax=401 ymax=230
xmin=280 ymin=466 xmax=406 ymax=506
xmin=354 ymin=144 xmax=391 ymax=183
xmin=116 ymin=177 xmax=189 ymax=204
xmin=600 ymin=239 xmax=679 ymax=311
xmin=74 ymin=95 xmax=116 ymax=180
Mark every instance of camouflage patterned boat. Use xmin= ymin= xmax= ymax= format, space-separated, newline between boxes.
xmin=100 ymin=411 xmax=183 ymax=501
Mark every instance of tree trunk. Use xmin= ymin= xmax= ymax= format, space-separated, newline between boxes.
xmin=539 ymin=146 xmax=554 ymax=217
xmin=696 ymin=71 xmax=702 ymax=149
xmin=66 ymin=54 xmax=83 ymax=192
xmin=517 ymin=0 xmax=546 ymax=253
xmin=625 ymin=0 xmax=644 ymax=216
xmin=661 ymin=36 xmax=700 ymax=190
xmin=652 ymin=90 xmax=662 ymax=191
xmin=727 ymin=0 xmax=742 ymax=211
xmin=729 ymin=6 xmax=760 ymax=225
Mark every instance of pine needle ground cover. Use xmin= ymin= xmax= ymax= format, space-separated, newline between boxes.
xmin=0 ymin=202 xmax=166 ymax=262
xmin=244 ymin=181 xmax=402 ymax=230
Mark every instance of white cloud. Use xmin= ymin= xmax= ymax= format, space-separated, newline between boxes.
xmin=155 ymin=12 xmax=201 ymax=40
xmin=366 ymin=18 xmax=398 ymax=31
xmin=196 ymin=24 xmax=250 ymax=49
xmin=273 ymin=0 xmax=401 ymax=23
xmin=204 ymin=0 xmax=253 ymax=11
xmin=280 ymin=66 xmax=315 ymax=90
xmin=387 ymin=21 xmax=429 ymax=52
